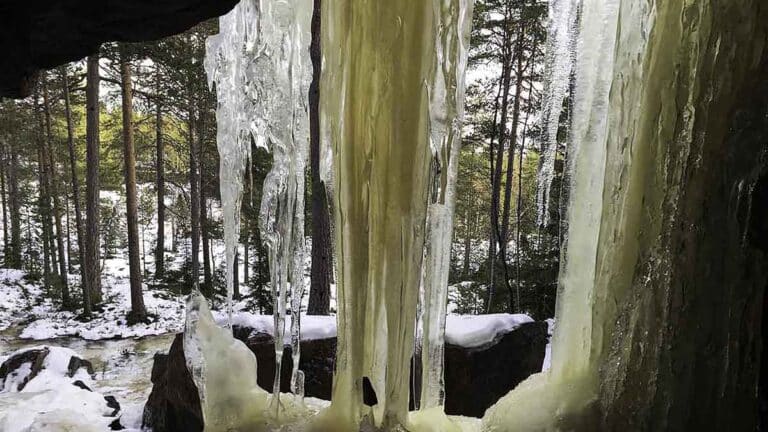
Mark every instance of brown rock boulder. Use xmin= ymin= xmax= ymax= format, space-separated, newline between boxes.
xmin=443 ymin=321 xmax=548 ymax=417
xmin=142 ymin=334 xmax=203 ymax=432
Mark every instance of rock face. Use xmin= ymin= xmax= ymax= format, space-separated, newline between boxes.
xmin=443 ymin=321 xmax=548 ymax=417
xmin=142 ymin=322 xmax=548 ymax=431
xmin=142 ymin=334 xmax=203 ymax=432
xmin=233 ymin=327 xmax=337 ymax=399
xmin=0 ymin=0 xmax=239 ymax=98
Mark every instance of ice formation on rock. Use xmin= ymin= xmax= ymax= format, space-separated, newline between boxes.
xmin=245 ymin=0 xmax=312 ymax=407
xmin=204 ymin=0 xmax=255 ymax=328
xmin=483 ymin=0 xmax=625 ymax=428
xmin=184 ymin=293 xmax=314 ymax=431
xmin=534 ymin=0 xmax=578 ymax=229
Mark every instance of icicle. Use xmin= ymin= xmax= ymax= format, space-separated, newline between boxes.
xmin=418 ymin=0 xmax=474 ymax=411
xmin=535 ymin=0 xmax=578 ymax=229
xmin=249 ymin=0 xmax=312 ymax=411
xmin=205 ymin=0 xmax=312 ymax=414
xmin=205 ymin=1 xmax=255 ymax=329
xmin=483 ymin=0 xmax=646 ymax=428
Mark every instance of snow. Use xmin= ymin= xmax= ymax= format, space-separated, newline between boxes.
xmin=0 ymin=346 xmax=117 ymax=432
xmin=19 ymin=257 xmax=186 ymax=340
xmin=213 ymin=311 xmax=337 ymax=342
xmin=210 ymin=310 xmax=535 ymax=349
xmin=0 ymin=269 xmax=46 ymax=331
xmin=444 ymin=314 xmax=534 ymax=348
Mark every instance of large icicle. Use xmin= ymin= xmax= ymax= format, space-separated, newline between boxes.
xmin=534 ymin=0 xmax=578 ymax=229
xmin=483 ymin=0 xmax=645 ymax=429
xmin=317 ymin=0 xmax=473 ymax=430
xmin=418 ymin=0 xmax=474 ymax=411
xmin=250 ymin=0 xmax=312 ymax=408
xmin=202 ymin=0 xmax=312 ymax=416
xmin=204 ymin=0 xmax=256 ymax=328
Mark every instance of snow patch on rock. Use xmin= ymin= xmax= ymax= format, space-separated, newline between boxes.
xmin=444 ymin=314 xmax=534 ymax=348
xmin=213 ymin=311 xmax=337 ymax=341
xmin=0 ymin=346 xmax=118 ymax=432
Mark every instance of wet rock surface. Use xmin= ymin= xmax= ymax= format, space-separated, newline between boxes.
xmin=143 ymin=321 xmax=547 ymax=430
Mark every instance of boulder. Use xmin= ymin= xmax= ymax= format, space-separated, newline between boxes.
xmin=142 ymin=334 xmax=204 ymax=432
xmin=0 ymin=346 xmax=95 ymax=392
xmin=0 ymin=347 xmax=50 ymax=391
xmin=0 ymin=346 xmax=121 ymax=432
xmin=235 ymin=327 xmax=337 ymax=399
xmin=443 ymin=321 xmax=548 ymax=417
xmin=143 ymin=320 xmax=548 ymax=430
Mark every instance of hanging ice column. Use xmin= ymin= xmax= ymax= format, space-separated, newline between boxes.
xmin=204 ymin=0 xmax=254 ymax=328
xmin=317 ymin=0 xmax=473 ymax=429
xmin=247 ymin=0 xmax=312 ymax=406
xmin=534 ymin=0 xmax=578 ymax=229
xmin=190 ymin=0 xmax=312 ymax=426
xmin=418 ymin=0 xmax=474 ymax=411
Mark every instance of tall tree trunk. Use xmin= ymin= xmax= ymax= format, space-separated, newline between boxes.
xmin=84 ymin=53 xmax=102 ymax=310
xmin=307 ymin=0 xmax=331 ymax=315
xmin=61 ymin=66 xmax=87 ymax=306
xmin=500 ymin=26 xmax=526 ymax=312
xmin=25 ymin=209 xmax=32 ymax=272
xmin=488 ymin=45 xmax=512 ymax=312
xmin=199 ymin=116 xmax=212 ymax=295
xmin=242 ymin=218 xmax=249 ymax=297
xmin=515 ymin=61 xmax=535 ymax=316
xmin=154 ymin=68 xmax=165 ymax=280
xmin=141 ymin=224 xmax=147 ymax=276
xmin=36 ymin=145 xmax=52 ymax=291
xmin=463 ymin=208 xmax=472 ymax=278
xmin=43 ymin=79 xmax=70 ymax=305
xmin=34 ymin=90 xmax=54 ymax=292
xmin=7 ymin=141 xmax=21 ymax=269
xmin=65 ymin=194 xmax=73 ymax=273
xmin=485 ymin=57 xmax=505 ymax=312
xmin=0 ymin=145 xmax=9 ymax=262
xmin=120 ymin=47 xmax=147 ymax=322
xmin=188 ymin=114 xmax=201 ymax=293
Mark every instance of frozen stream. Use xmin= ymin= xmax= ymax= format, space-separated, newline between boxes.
xmin=0 ymin=326 xmax=174 ymax=407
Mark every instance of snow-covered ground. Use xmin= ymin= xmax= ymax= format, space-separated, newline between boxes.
xmin=3 ymin=259 xmax=186 ymax=340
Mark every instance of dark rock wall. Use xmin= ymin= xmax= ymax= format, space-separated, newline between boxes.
xmin=0 ymin=0 xmax=239 ymax=98
xmin=594 ymin=2 xmax=768 ymax=431
xmin=444 ymin=321 xmax=547 ymax=418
